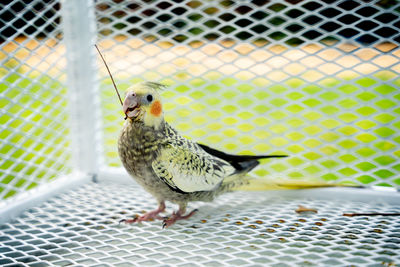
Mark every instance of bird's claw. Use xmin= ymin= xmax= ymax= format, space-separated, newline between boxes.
xmin=162 ymin=209 xmax=198 ymax=229
xmin=120 ymin=210 xmax=167 ymax=225
xmin=119 ymin=214 xmax=139 ymax=225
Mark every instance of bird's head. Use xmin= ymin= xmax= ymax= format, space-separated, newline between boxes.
xmin=123 ymin=82 xmax=165 ymax=129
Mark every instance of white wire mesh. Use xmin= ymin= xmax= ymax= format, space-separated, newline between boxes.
xmin=0 ymin=181 xmax=399 ymax=266
xmin=0 ymin=0 xmax=71 ymax=200
xmin=94 ymin=0 xmax=400 ymax=188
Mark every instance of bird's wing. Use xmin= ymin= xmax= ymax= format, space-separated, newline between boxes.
xmin=152 ymin=143 xmax=235 ymax=193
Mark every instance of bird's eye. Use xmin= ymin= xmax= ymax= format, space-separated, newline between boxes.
xmin=146 ymin=94 xmax=153 ymax=102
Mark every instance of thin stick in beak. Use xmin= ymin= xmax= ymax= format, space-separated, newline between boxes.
xmin=94 ymin=44 xmax=124 ymax=108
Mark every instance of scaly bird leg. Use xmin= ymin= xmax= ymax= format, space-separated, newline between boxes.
xmin=163 ymin=205 xmax=198 ymax=228
xmin=120 ymin=201 xmax=166 ymax=224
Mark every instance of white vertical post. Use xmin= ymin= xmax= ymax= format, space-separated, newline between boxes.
xmin=61 ymin=0 xmax=99 ymax=176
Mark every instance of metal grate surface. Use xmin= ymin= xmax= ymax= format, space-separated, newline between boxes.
xmin=94 ymin=0 xmax=400 ymax=188
xmin=0 ymin=180 xmax=399 ymax=266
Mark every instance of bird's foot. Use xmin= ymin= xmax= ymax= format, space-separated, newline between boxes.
xmin=120 ymin=202 xmax=166 ymax=224
xmin=162 ymin=209 xmax=198 ymax=228
xmin=120 ymin=210 xmax=165 ymax=224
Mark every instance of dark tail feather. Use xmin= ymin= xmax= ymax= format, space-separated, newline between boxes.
xmin=236 ymin=160 xmax=260 ymax=173
xmin=197 ymin=143 xmax=288 ymax=173
xmin=198 ymin=143 xmax=288 ymax=161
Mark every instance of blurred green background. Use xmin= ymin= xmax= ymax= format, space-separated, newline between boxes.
xmin=99 ymin=64 xmax=400 ymax=187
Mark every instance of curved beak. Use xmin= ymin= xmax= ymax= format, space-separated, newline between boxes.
xmin=123 ymin=91 xmax=140 ymax=119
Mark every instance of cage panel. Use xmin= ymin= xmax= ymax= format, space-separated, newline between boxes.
xmin=94 ymin=0 xmax=400 ymax=188
xmin=0 ymin=182 xmax=399 ymax=266
xmin=0 ymin=0 xmax=72 ymax=201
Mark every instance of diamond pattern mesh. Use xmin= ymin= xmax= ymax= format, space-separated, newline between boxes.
xmin=0 ymin=0 xmax=71 ymax=200
xmin=0 ymin=181 xmax=399 ymax=266
xmin=95 ymin=0 xmax=400 ymax=188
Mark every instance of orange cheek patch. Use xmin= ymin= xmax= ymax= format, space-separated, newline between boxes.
xmin=150 ymin=100 xmax=162 ymax=117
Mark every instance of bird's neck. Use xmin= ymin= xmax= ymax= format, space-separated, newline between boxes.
xmin=123 ymin=120 xmax=166 ymax=147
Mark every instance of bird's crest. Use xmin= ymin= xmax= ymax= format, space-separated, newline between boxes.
xmin=143 ymin=82 xmax=167 ymax=91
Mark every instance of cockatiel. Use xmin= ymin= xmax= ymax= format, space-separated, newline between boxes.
xmin=118 ymin=82 xmax=288 ymax=228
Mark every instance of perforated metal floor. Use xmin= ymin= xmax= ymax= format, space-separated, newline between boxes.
xmin=1 ymin=180 xmax=399 ymax=266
